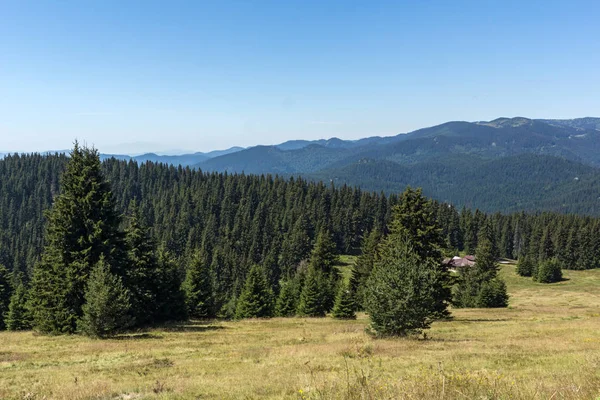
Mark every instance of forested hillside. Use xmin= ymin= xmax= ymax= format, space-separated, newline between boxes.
xmin=1 ymin=152 xmax=599 ymax=280
xmin=2 ymin=149 xmax=600 ymax=340
xmin=0 ymin=153 xmax=390 ymax=281
xmin=311 ymin=154 xmax=600 ymax=214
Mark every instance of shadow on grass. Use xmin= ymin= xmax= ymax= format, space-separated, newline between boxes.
xmin=425 ymin=337 xmax=478 ymax=343
xmin=455 ymin=318 xmax=510 ymax=323
xmin=113 ymin=333 xmax=164 ymax=340
xmin=161 ymin=321 xmax=227 ymax=333
xmin=111 ymin=321 xmax=226 ymax=339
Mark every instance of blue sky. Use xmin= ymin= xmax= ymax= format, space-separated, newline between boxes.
xmin=1 ymin=0 xmax=599 ymax=153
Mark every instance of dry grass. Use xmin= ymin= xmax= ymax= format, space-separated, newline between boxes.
xmin=1 ymin=264 xmax=600 ymax=399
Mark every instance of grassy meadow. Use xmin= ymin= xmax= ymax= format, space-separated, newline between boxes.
xmin=1 ymin=262 xmax=600 ymax=399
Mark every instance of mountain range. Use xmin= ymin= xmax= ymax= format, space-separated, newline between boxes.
xmin=3 ymin=117 xmax=600 ymax=214
xmin=187 ymin=117 xmax=600 ymax=214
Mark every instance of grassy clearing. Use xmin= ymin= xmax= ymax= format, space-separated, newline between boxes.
xmin=1 ymin=264 xmax=600 ymax=399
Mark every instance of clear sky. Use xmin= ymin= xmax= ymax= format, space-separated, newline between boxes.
xmin=1 ymin=0 xmax=599 ymax=154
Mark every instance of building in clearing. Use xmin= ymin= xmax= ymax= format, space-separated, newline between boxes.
xmin=442 ymin=255 xmax=476 ymax=269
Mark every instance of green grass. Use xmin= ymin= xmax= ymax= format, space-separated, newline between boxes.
xmin=1 ymin=263 xmax=600 ymax=399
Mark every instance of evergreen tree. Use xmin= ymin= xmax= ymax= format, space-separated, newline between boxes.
xmin=275 ymin=279 xmax=298 ymax=317
xmin=477 ymin=279 xmax=509 ymax=308
xmin=280 ymin=216 xmax=312 ymax=276
xmin=309 ymin=229 xmax=339 ymax=275
xmin=454 ymin=233 xmax=508 ymax=308
xmin=353 ymin=229 xmax=381 ymax=310
xmin=393 ymin=187 xmax=446 ymax=260
xmin=307 ymin=229 xmax=339 ymax=312
xmin=0 ymin=264 xmax=13 ymax=330
xmin=516 ymin=256 xmax=535 ymax=277
xmin=539 ymin=227 xmax=554 ymax=262
xmin=389 ymin=188 xmax=452 ymax=319
xmin=452 ymin=266 xmax=480 ymax=308
xmin=78 ymin=258 xmax=134 ymax=338
xmin=235 ymin=264 xmax=274 ymax=319
xmin=29 ymin=143 xmax=126 ymax=334
xmin=534 ymin=258 xmax=563 ymax=283
xmin=473 ymin=233 xmax=499 ymax=283
xmin=6 ymin=282 xmax=32 ymax=331
xmin=297 ymin=266 xmax=329 ymax=317
xmin=331 ymin=280 xmax=356 ymax=319
xmin=123 ymin=200 xmax=161 ymax=325
xmin=365 ymin=232 xmax=448 ymax=337
xmin=154 ymin=248 xmax=187 ymax=322
xmin=499 ymin=220 xmax=514 ymax=259
xmin=183 ymin=250 xmax=215 ymax=319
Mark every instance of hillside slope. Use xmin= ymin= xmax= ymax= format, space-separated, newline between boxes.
xmin=310 ymin=154 xmax=600 ymax=214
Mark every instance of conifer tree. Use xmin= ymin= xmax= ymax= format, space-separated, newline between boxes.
xmin=499 ymin=220 xmax=514 ymax=259
xmin=394 ymin=187 xmax=446 ymax=260
xmin=235 ymin=264 xmax=274 ymax=319
xmin=309 ymin=229 xmax=339 ymax=275
xmin=78 ymin=257 xmax=133 ymax=338
xmin=365 ymin=232 xmax=448 ymax=337
xmin=275 ymin=279 xmax=298 ymax=317
xmin=0 ymin=264 xmax=13 ymax=330
xmin=124 ymin=200 xmax=161 ymax=325
xmin=454 ymin=232 xmax=508 ymax=308
xmin=154 ymin=248 xmax=187 ymax=322
xmin=297 ymin=266 xmax=328 ymax=317
xmin=6 ymin=281 xmax=32 ymax=331
xmin=332 ymin=280 xmax=356 ymax=319
xmin=516 ymin=255 xmax=534 ymax=277
xmin=473 ymin=232 xmax=499 ymax=282
xmin=477 ymin=279 xmax=509 ymax=308
xmin=29 ymin=143 xmax=126 ymax=334
xmin=280 ymin=216 xmax=312 ymax=276
xmin=389 ymin=187 xmax=451 ymax=319
xmin=353 ymin=229 xmax=381 ymax=310
xmin=307 ymin=229 xmax=339 ymax=311
xmin=539 ymin=227 xmax=554 ymax=262
xmin=183 ymin=250 xmax=215 ymax=319
xmin=534 ymin=258 xmax=562 ymax=283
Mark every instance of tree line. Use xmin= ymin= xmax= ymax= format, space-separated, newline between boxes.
xmin=0 ymin=146 xmax=598 ymax=336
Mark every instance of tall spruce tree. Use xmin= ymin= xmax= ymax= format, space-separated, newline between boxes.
xmin=275 ymin=279 xmax=299 ymax=317
xmin=29 ymin=143 xmax=126 ymax=334
xmin=78 ymin=257 xmax=134 ymax=338
xmin=235 ymin=264 xmax=274 ymax=319
xmin=307 ymin=229 xmax=339 ymax=311
xmin=353 ymin=229 xmax=381 ymax=310
xmin=309 ymin=229 xmax=339 ymax=275
xmin=124 ymin=200 xmax=161 ymax=325
xmin=365 ymin=231 xmax=448 ymax=337
xmin=331 ymin=280 xmax=356 ymax=320
xmin=388 ymin=187 xmax=452 ymax=319
xmin=297 ymin=265 xmax=329 ymax=317
xmin=154 ymin=248 xmax=187 ymax=322
xmin=0 ymin=264 xmax=13 ymax=330
xmin=454 ymin=231 xmax=509 ymax=308
xmin=183 ymin=249 xmax=215 ymax=319
xmin=393 ymin=188 xmax=446 ymax=260
xmin=6 ymin=281 xmax=32 ymax=331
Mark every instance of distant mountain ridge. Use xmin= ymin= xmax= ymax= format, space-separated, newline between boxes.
xmin=4 ymin=117 xmax=600 ymax=214
xmin=190 ymin=116 xmax=600 ymax=214
xmin=0 ymin=146 xmax=247 ymax=167
xmin=196 ymin=117 xmax=600 ymax=172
